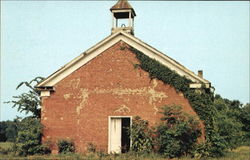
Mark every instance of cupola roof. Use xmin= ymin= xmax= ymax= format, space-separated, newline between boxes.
xmin=110 ymin=0 xmax=136 ymax=17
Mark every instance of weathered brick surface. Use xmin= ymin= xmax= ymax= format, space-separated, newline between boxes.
xmin=41 ymin=41 xmax=204 ymax=153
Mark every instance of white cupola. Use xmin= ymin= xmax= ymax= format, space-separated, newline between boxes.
xmin=110 ymin=0 xmax=136 ymax=35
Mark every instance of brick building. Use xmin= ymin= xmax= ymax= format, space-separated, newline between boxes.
xmin=36 ymin=0 xmax=211 ymax=154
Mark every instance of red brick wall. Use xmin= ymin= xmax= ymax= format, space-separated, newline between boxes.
xmin=41 ymin=41 xmax=204 ymax=153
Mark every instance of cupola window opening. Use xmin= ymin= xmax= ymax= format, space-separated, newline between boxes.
xmin=110 ymin=0 xmax=136 ymax=35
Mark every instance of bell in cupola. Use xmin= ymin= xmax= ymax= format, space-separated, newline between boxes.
xmin=110 ymin=0 xmax=136 ymax=35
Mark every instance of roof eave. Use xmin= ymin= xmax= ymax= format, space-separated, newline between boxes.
xmin=37 ymin=31 xmax=211 ymax=88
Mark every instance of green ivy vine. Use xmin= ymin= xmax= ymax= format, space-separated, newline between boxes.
xmin=129 ymin=47 xmax=224 ymax=156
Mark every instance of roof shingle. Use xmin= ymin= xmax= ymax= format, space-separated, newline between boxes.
xmin=110 ymin=0 xmax=136 ymax=17
xmin=110 ymin=0 xmax=133 ymax=10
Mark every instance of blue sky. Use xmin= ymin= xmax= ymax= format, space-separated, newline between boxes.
xmin=1 ymin=1 xmax=249 ymax=121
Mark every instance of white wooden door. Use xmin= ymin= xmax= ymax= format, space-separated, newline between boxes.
xmin=110 ymin=118 xmax=121 ymax=153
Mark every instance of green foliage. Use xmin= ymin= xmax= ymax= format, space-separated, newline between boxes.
xmin=87 ymin=142 xmax=97 ymax=153
xmin=5 ymin=77 xmax=44 ymax=118
xmin=191 ymin=142 xmax=210 ymax=158
xmin=15 ymin=117 xmax=50 ymax=156
xmin=240 ymin=103 xmax=250 ymax=140
xmin=0 ymin=123 xmax=7 ymax=142
xmin=129 ymin=116 xmax=154 ymax=153
xmin=5 ymin=124 xmax=17 ymax=142
xmin=157 ymin=105 xmax=202 ymax=158
xmin=0 ymin=119 xmax=19 ymax=142
xmin=130 ymin=46 xmax=250 ymax=157
xmin=3 ymin=77 xmax=51 ymax=156
xmin=129 ymin=47 xmax=222 ymax=156
xmin=57 ymin=139 xmax=75 ymax=154
xmin=131 ymin=48 xmax=191 ymax=93
xmin=213 ymin=95 xmax=245 ymax=150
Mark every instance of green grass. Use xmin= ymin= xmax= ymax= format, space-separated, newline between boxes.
xmin=216 ymin=146 xmax=250 ymax=160
xmin=0 ymin=143 xmax=249 ymax=160
xmin=0 ymin=142 xmax=13 ymax=150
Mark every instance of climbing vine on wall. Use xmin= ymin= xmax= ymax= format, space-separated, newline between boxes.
xmin=129 ymin=47 xmax=225 ymax=156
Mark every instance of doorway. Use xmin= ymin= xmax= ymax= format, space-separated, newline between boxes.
xmin=109 ymin=117 xmax=131 ymax=153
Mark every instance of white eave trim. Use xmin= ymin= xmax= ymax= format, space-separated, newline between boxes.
xmin=40 ymin=90 xmax=50 ymax=97
xmin=37 ymin=31 xmax=210 ymax=88
xmin=189 ymin=83 xmax=211 ymax=89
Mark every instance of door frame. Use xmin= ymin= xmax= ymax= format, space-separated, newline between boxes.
xmin=108 ymin=116 xmax=132 ymax=154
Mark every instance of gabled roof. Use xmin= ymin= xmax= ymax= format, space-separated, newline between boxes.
xmin=36 ymin=31 xmax=210 ymax=88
